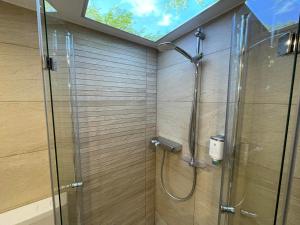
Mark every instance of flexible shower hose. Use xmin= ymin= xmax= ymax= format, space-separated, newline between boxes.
xmin=159 ymin=63 xmax=200 ymax=201
xmin=160 ymin=149 xmax=197 ymax=201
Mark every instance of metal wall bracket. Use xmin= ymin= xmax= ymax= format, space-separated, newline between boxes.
xmin=182 ymin=155 xmax=207 ymax=168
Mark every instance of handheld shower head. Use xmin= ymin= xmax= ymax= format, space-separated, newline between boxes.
xmin=158 ymin=42 xmax=193 ymax=62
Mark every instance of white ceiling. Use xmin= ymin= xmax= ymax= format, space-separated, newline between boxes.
xmin=5 ymin=0 xmax=244 ymax=48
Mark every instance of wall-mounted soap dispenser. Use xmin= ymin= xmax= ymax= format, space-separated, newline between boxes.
xmin=209 ymin=135 xmax=224 ymax=165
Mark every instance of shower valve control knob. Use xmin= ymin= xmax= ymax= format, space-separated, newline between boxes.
xmin=151 ymin=139 xmax=160 ymax=147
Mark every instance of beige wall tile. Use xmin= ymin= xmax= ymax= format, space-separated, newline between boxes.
xmin=0 ymin=1 xmax=39 ymax=48
xmin=199 ymin=49 xmax=230 ymax=103
xmin=157 ymin=62 xmax=195 ymax=102
xmin=197 ymin=103 xmax=227 ymax=148
xmin=286 ymin=195 xmax=300 ymax=225
xmin=0 ymin=101 xmax=48 ymax=159
xmin=0 ymin=150 xmax=51 ymax=212
xmin=202 ymin=12 xmax=233 ymax=55
xmin=0 ymin=2 xmax=52 ymax=215
xmin=0 ymin=79 xmax=44 ymax=101
xmin=155 ymin=211 xmax=168 ymax=225
xmin=194 ymin=167 xmax=222 ymax=225
xmin=0 ymin=44 xmax=41 ymax=80
xmin=155 ymin=151 xmax=195 ymax=225
xmin=157 ymin=101 xmax=191 ymax=155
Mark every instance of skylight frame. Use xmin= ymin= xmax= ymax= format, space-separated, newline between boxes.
xmin=82 ymin=0 xmax=221 ymax=43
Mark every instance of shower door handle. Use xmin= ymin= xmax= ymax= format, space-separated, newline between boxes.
xmin=60 ymin=181 xmax=83 ymax=191
xmin=70 ymin=181 xmax=83 ymax=188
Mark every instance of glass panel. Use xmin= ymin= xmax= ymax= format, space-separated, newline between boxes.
xmin=0 ymin=1 xmax=55 ymax=224
xmin=246 ymin=0 xmax=300 ymax=32
xmin=84 ymin=0 xmax=219 ymax=41
xmin=220 ymin=4 xmax=300 ymax=225
xmin=39 ymin=0 xmax=156 ymax=224
xmin=284 ymin=100 xmax=300 ymax=225
xmin=278 ymin=24 xmax=300 ymax=225
xmin=40 ymin=0 xmax=83 ymax=224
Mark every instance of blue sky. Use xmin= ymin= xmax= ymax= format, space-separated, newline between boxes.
xmin=86 ymin=0 xmax=219 ymax=41
xmin=85 ymin=0 xmax=300 ymax=41
xmin=246 ymin=0 xmax=300 ymax=30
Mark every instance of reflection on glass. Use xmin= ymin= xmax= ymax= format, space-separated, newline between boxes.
xmin=246 ymin=0 xmax=300 ymax=31
xmin=85 ymin=0 xmax=219 ymax=41
xmin=45 ymin=0 xmax=57 ymax=13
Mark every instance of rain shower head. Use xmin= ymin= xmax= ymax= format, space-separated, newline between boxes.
xmin=158 ymin=42 xmax=193 ymax=62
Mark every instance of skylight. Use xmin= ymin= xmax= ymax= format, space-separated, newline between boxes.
xmin=84 ymin=0 xmax=220 ymax=42
xmin=246 ymin=0 xmax=300 ymax=31
xmin=45 ymin=1 xmax=57 ymax=13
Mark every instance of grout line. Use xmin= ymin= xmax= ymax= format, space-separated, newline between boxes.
xmin=0 ymin=149 xmax=48 ymax=159
xmin=0 ymin=100 xmax=44 ymax=103
xmin=0 ymin=41 xmax=39 ymax=50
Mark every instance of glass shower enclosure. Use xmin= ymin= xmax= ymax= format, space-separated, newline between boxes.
xmin=37 ymin=1 xmax=156 ymax=225
xmin=37 ymin=1 xmax=82 ymax=225
xmin=36 ymin=0 xmax=300 ymax=225
xmin=219 ymin=2 xmax=300 ymax=225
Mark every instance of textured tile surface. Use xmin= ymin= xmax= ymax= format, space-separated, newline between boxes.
xmin=0 ymin=1 xmax=51 ymax=214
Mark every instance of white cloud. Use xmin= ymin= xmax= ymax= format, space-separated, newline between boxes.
xmin=158 ymin=14 xmax=172 ymax=26
xmin=125 ymin=0 xmax=158 ymax=16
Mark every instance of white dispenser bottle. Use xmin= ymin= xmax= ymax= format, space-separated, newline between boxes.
xmin=209 ymin=135 xmax=224 ymax=165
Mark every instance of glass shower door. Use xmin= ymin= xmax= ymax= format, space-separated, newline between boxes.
xmin=37 ymin=1 xmax=83 ymax=224
xmin=219 ymin=2 xmax=300 ymax=225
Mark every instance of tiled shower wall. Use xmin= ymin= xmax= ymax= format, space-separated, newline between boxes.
xmin=0 ymin=1 xmax=51 ymax=213
xmin=156 ymin=12 xmax=233 ymax=225
xmin=68 ymin=24 xmax=157 ymax=225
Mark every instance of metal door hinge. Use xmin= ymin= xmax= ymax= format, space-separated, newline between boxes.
xmin=45 ymin=56 xmax=57 ymax=71
xmin=278 ymin=32 xmax=300 ymax=56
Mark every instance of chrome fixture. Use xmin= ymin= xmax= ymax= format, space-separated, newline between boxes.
xmin=158 ymin=42 xmax=203 ymax=64
xmin=240 ymin=209 xmax=257 ymax=218
xmin=277 ymin=32 xmax=299 ymax=56
xmin=156 ymin=28 xmax=205 ymax=201
xmin=60 ymin=181 xmax=83 ymax=191
xmin=151 ymin=137 xmax=182 ymax=152
xmin=220 ymin=205 xmax=235 ymax=214
xmin=151 ymin=139 xmax=160 ymax=147
xmin=70 ymin=181 xmax=83 ymax=188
